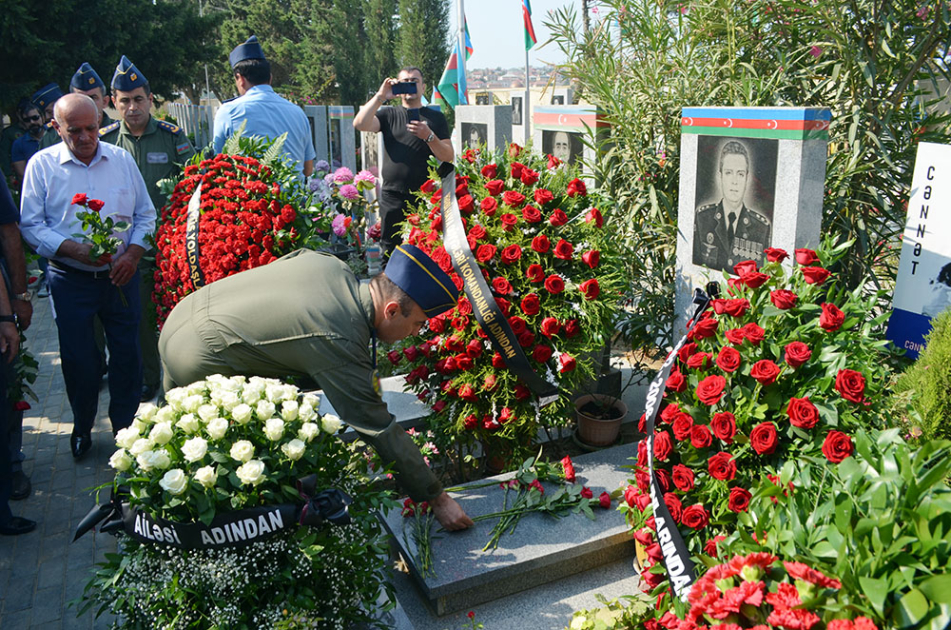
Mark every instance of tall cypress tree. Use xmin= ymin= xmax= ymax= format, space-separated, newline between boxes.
xmin=396 ymin=0 xmax=451 ymax=96
xmin=363 ymin=0 xmax=400 ymax=97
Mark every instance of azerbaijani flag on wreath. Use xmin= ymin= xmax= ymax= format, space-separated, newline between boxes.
xmin=523 ymin=0 xmax=537 ymax=50
xmin=433 ymin=19 xmax=474 ymax=110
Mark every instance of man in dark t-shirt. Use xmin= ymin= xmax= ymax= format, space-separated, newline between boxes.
xmin=354 ymin=67 xmax=453 ymax=255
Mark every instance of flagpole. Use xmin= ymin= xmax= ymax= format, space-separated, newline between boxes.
xmin=524 ymin=46 xmax=530 ymax=145
xmin=457 ymin=0 xmax=467 ymax=106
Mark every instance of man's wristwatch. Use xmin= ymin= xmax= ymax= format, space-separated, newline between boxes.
xmin=14 ymin=291 xmax=32 ymax=302
xmin=0 ymin=314 xmax=16 ymax=324
xmin=425 ymin=132 xmax=435 ymax=143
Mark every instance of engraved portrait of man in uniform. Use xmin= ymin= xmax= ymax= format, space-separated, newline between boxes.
xmin=692 ymin=137 xmax=777 ymax=273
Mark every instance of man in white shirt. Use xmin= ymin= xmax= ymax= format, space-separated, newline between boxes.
xmin=19 ymin=94 xmax=155 ymax=460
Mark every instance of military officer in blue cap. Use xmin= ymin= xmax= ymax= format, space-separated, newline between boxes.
xmin=212 ymin=35 xmax=315 ymax=176
xmin=39 ymin=63 xmax=115 ymax=150
xmin=101 ymin=55 xmax=196 ymax=402
xmin=159 ymin=245 xmax=474 ymax=531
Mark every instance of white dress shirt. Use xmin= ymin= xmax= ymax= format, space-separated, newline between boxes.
xmin=20 ymin=141 xmax=156 ymax=272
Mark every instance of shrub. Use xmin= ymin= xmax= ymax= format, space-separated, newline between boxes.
xmin=894 ymin=309 xmax=951 ymax=441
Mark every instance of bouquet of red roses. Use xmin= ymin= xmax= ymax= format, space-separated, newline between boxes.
xmin=389 ymin=145 xmax=622 ymax=459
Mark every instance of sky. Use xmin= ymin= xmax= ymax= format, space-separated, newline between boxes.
xmin=447 ymin=0 xmax=582 ymax=70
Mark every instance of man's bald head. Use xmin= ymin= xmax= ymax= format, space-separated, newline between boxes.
xmin=51 ymin=93 xmax=100 ymax=165
xmin=53 ymin=92 xmax=98 ymax=125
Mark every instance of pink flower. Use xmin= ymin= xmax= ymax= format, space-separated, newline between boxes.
xmin=339 ymin=184 xmax=359 ymax=201
xmin=333 ymin=166 xmax=354 ymax=184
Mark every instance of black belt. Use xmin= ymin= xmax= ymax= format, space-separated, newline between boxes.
xmin=50 ymin=260 xmax=111 ymax=280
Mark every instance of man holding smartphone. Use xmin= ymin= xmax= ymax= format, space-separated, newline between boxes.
xmin=354 ymin=67 xmax=453 ymax=256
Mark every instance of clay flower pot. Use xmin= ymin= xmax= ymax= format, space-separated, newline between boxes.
xmin=575 ymin=393 xmax=627 ymax=447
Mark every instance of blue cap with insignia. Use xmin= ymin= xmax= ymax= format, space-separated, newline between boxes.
xmin=229 ymin=35 xmax=267 ymax=68
xmin=31 ymin=83 xmax=64 ymax=110
xmin=111 ymin=55 xmax=148 ymax=91
xmin=70 ymin=62 xmax=106 ymax=92
xmin=385 ymin=245 xmax=459 ymax=317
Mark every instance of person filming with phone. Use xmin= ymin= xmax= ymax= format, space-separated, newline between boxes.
xmin=354 ymin=67 xmax=453 ymax=256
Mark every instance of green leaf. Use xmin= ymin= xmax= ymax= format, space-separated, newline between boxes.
xmin=860 ymin=576 xmax=888 ymax=615
xmin=920 ymin=574 xmax=951 ymax=604
xmin=893 ymin=589 xmax=930 ymax=628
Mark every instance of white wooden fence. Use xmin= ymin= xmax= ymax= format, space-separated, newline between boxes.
xmin=166 ymin=103 xmax=216 ymax=150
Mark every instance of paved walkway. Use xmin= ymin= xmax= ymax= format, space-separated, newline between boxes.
xmin=0 ymin=294 xmax=120 ymax=629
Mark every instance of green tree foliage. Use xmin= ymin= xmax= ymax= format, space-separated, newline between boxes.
xmin=364 ymin=0 xmax=401 ymax=92
xmin=396 ymin=0 xmax=451 ymax=91
xmin=895 ymin=309 xmax=951 ymax=441
xmin=0 ymin=0 xmax=219 ymax=109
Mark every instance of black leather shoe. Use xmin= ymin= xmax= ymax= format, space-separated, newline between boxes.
xmin=10 ymin=471 xmax=31 ymax=500
xmin=140 ymin=383 xmax=159 ymax=402
xmin=71 ymin=433 xmax=92 ymax=460
xmin=0 ymin=516 xmax=37 ymax=536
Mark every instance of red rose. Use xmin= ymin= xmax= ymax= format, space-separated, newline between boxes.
xmin=713 ymin=298 xmax=751 ymax=318
xmin=553 ymin=239 xmax=574 ymax=260
xmin=822 ymin=430 xmax=854 ymax=463
xmin=531 ymin=234 xmax=551 ymax=253
xmin=690 ymin=424 xmax=713 ymax=449
xmin=480 ymin=197 xmax=498 ymax=215
xmin=725 ymin=328 xmax=746 ymax=345
xmin=579 ymin=279 xmax=600 ymax=300
xmin=681 ymin=504 xmax=710 ymax=530
xmin=784 ymin=341 xmax=812 ymax=368
xmin=455 ymin=354 xmax=474 ymax=371
xmin=463 ymin=414 xmax=479 ymax=430
xmin=483 ymin=374 xmax=497 ymax=390
xmin=728 ymin=487 xmax=752 ymax=512
xmin=733 ymin=260 xmax=758 ymax=276
xmin=514 ymin=384 xmax=531 ymax=400
xmin=420 ymin=179 xmax=437 ymax=193
xmin=750 ymin=421 xmax=779 ymax=455
xmin=485 ymin=179 xmax=504 ymax=196
xmin=533 ymin=344 xmax=553 ymax=363
xmin=686 ymin=352 xmax=711 ymax=370
xmin=787 ymin=396 xmax=819 ymax=429
xmin=492 ymin=276 xmax=513 ymax=295
xmin=544 ymin=275 xmax=565 ymax=294
xmin=835 ymin=369 xmax=866 ymax=403
xmin=710 ymin=412 xmax=737 ymax=444
xmin=802 ymin=266 xmax=832 ymax=284
xmin=716 ymin=346 xmax=741 ymax=373
xmin=526 ymin=264 xmax=545 ymax=283
xmin=741 ymin=322 xmax=765 ymax=345
xmin=795 ymin=248 xmax=819 ymax=265
xmin=704 ymin=536 xmax=726 ymax=558
xmin=508 ymin=143 xmax=522 ymax=158
xmin=88 ymin=198 xmax=105 ymax=212
xmin=581 ymin=486 xmax=593 ymax=499
xmin=500 ymin=244 xmax=522 ymax=264
xmin=71 ymin=193 xmax=89 ymax=205
xmin=696 ymin=375 xmax=727 ymax=405
xmin=708 ymin=452 xmax=737 ymax=480
xmin=750 ymin=360 xmax=781 ymax=386
xmin=666 ymin=369 xmax=687 ymax=393
xmin=819 ymin=303 xmax=845 ymax=331
xmin=653 ymin=431 xmax=673 ymax=461
xmin=764 ymin=247 xmax=789 ymax=263
xmin=548 ymin=209 xmax=568 ymax=226
xmin=598 ymin=491 xmax=611 ymax=509
xmin=520 ymin=293 xmax=540 ymax=315
xmin=559 ymin=353 xmax=576 ymax=373
xmin=458 ymin=194 xmax=475 ymax=213
xmin=500 ymin=213 xmax=519 ymax=231
xmin=500 ymin=407 xmax=516 ymax=424
xmin=387 ymin=350 xmax=401 ymax=365
xmin=585 ymin=207 xmax=603 ymax=229
xmin=581 ymin=250 xmax=600 ymax=269
xmin=672 ymin=412 xmax=694 ymax=440
xmin=534 ymin=189 xmax=554 ymax=206
xmin=509 ymin=316 xmax=527 ymax=334
xmin=678 ymin=342 xmax=698 ymax=363
xmin=660 ymin=403 xmax=680 ymax=424
xmin=511 ymin=161 xmax=525 ymax=180
xmin=663 ymin=492 xmax=682 ymax=522
xmin=432 ymin=400 xmax=447 ymax=413
xmin=476 ymin=243 xmax=497 ymax=262
xmin=688 ymin=318 xmax=719 ymax=341
xmin=466 ymin=339 xmax=484 ymax=358
xmin=770 ymin=289 xmax=798 ymax=309
xmin=481 ymin=163 xmax=498 ymax=179
xmin=567 ymin=178 xmax=588 ymax=197
xmin=540 ymin=317 xmax=561 ymax=337
xmin=739 ymin=271 xmax=769 ymax=288
xmin=547 ymin=154 xmax=562 ymax=170
xmin=483 ymin=415 xmax=501 ymax=431
xmin=672 ymin=464 xmax=695 ymax=492
xmin=564 ymin=319 xmax=580 ymax=338
xmin=403 ymin=346 xmax=419 ymax=362
xmin=502 ymin=190 xmax=526 ymax=207
xmin=458 ymin=384 xmax=477 ymax=401
xmin=522 ymin=205 xmax=542 ymax=223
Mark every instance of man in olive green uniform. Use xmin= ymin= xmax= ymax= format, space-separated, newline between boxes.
xmin=159 ymin=245 xmax=474 ymax=532
xmin=39 ymin=63 xmax=115 ymax=151
xmin=693 ymin=140 xmax=772 ymax=272
xmin=101 ymin=56 xmax=195 ymax=402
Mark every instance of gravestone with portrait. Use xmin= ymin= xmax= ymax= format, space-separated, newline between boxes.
xmin=360 ymin=130 xmax=383 ymax=209
xmin=675 ymin=106 xmax=831 ymax=334
xmin=510 ymin=90 xmax=527 ymax=145
xmin=303 ymin=105 xmax=329 ymax=165
xmin=550 ymin=86 xmax=574 ymax=106
xmin=531 ymin=105 xmax=608 ymax=177
xmin=451 ymin=105 xmax=513 ymax=156
xmin=327 ymin=105 xmax=357 ymax=172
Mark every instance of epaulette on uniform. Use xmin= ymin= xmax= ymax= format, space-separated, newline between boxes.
xmin=99 ymin=121 xmax=121 ymax=136
xmin=748 ymin=209 xmax=770 ymax=225
xmin=157 ymin=120 xmax=182 ymax=134
xmin=696 ymin=203 xmax=718 ymax=214
xmin=44 ymin=121 xmax=54 ymax=130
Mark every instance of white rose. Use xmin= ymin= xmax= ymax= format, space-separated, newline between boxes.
xmin=298 ymin=422 xmax=319 ymax=443
xmin=298 ymin=402 xmax=316 ymax=422
xmin=256 ymin=400 xmax=276 ymax=420
xmin=197 ymin=404 xmax=219 ymax=423
xmin=149 ymin=449 xmax=172 ymax=470
xmin=159 ymin=469 xmax=188 ymax=495
xmin=182 ymin=394 xmax=203 ymax=413
xmin=249 ymin=376 xmax=269 ymax=389
xmin=165 ymin=387 xmax=187 ymax=410
xmin=155 ymin=406 xmax=177 ymax=425
xmin=130 ymin=438 xmax=153 ymax=456
xmin=230 ymin=440 xmax=255 ymax=463
xmin=182 ymin=436 xmax=208 ymax=463
xmin=320 ymin=414 xmax=343 ymax=434
xmin=176 ymin=413 xmax=201 ymax=434
xmin=130 ymin=418 xmax=147 ymax=434
xmin=231 ymin=404 xmax=253 ymax=425
xmin=280 ymin=400 xmax=299 ymax=422
xmin=137 ymin=403 xmax=158 ymax=422
xmin=185 ymin=381 xmax=208 ymax=396
xmin=115 ymin=427 xmax=140 ymax=450
xmin=216 ymin=391 xmax=240 ymax=412
xmin=206 ymin=417 xmax=229 ymax=440
xmin=302 ymin=393 xmax=320 ymax=409
xmin=236 ymin=460 xmax=266 ymax=486
xmin=149 ymin=421 xmax=174 ymax=446
xmin=264 ymin=418 xmax=285 ymax=441
xmin=281 ymin=439 xmax=306 ymax=461
xmin=109 ymin=449 xmax=133 ymax=472
xmin=194 ymin=465 xmax=218 ymax=489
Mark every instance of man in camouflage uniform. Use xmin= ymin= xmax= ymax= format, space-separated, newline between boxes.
xmin=693 ymin=140 xmax=772 ymax=273
xmin=39 ymin=63 xmax=115 ymax=151
xmin=101 ymin=55 xmax=195 ymax=401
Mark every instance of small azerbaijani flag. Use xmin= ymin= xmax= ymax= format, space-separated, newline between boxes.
xmin=433 ymin=18 xmax=474 ymax=110
xmin=523 ymin=0 xmax=537 ymax=51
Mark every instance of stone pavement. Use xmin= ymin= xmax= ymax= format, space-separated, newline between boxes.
xmin=0 ymin=294 xmax=119 ymax=629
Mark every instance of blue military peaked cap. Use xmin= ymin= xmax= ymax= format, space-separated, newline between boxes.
xmin=386 ymin=245 xmax=459 ymax=317
xmin=32 ymin=83 xmax=63 ymax=110
xmin=111 ymin=55 xmax=148 ymax=91
xmin=71 ymin=62 xmax=106 ymax=92
xmin=229 ymin=35 xmax=267 ymax=68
